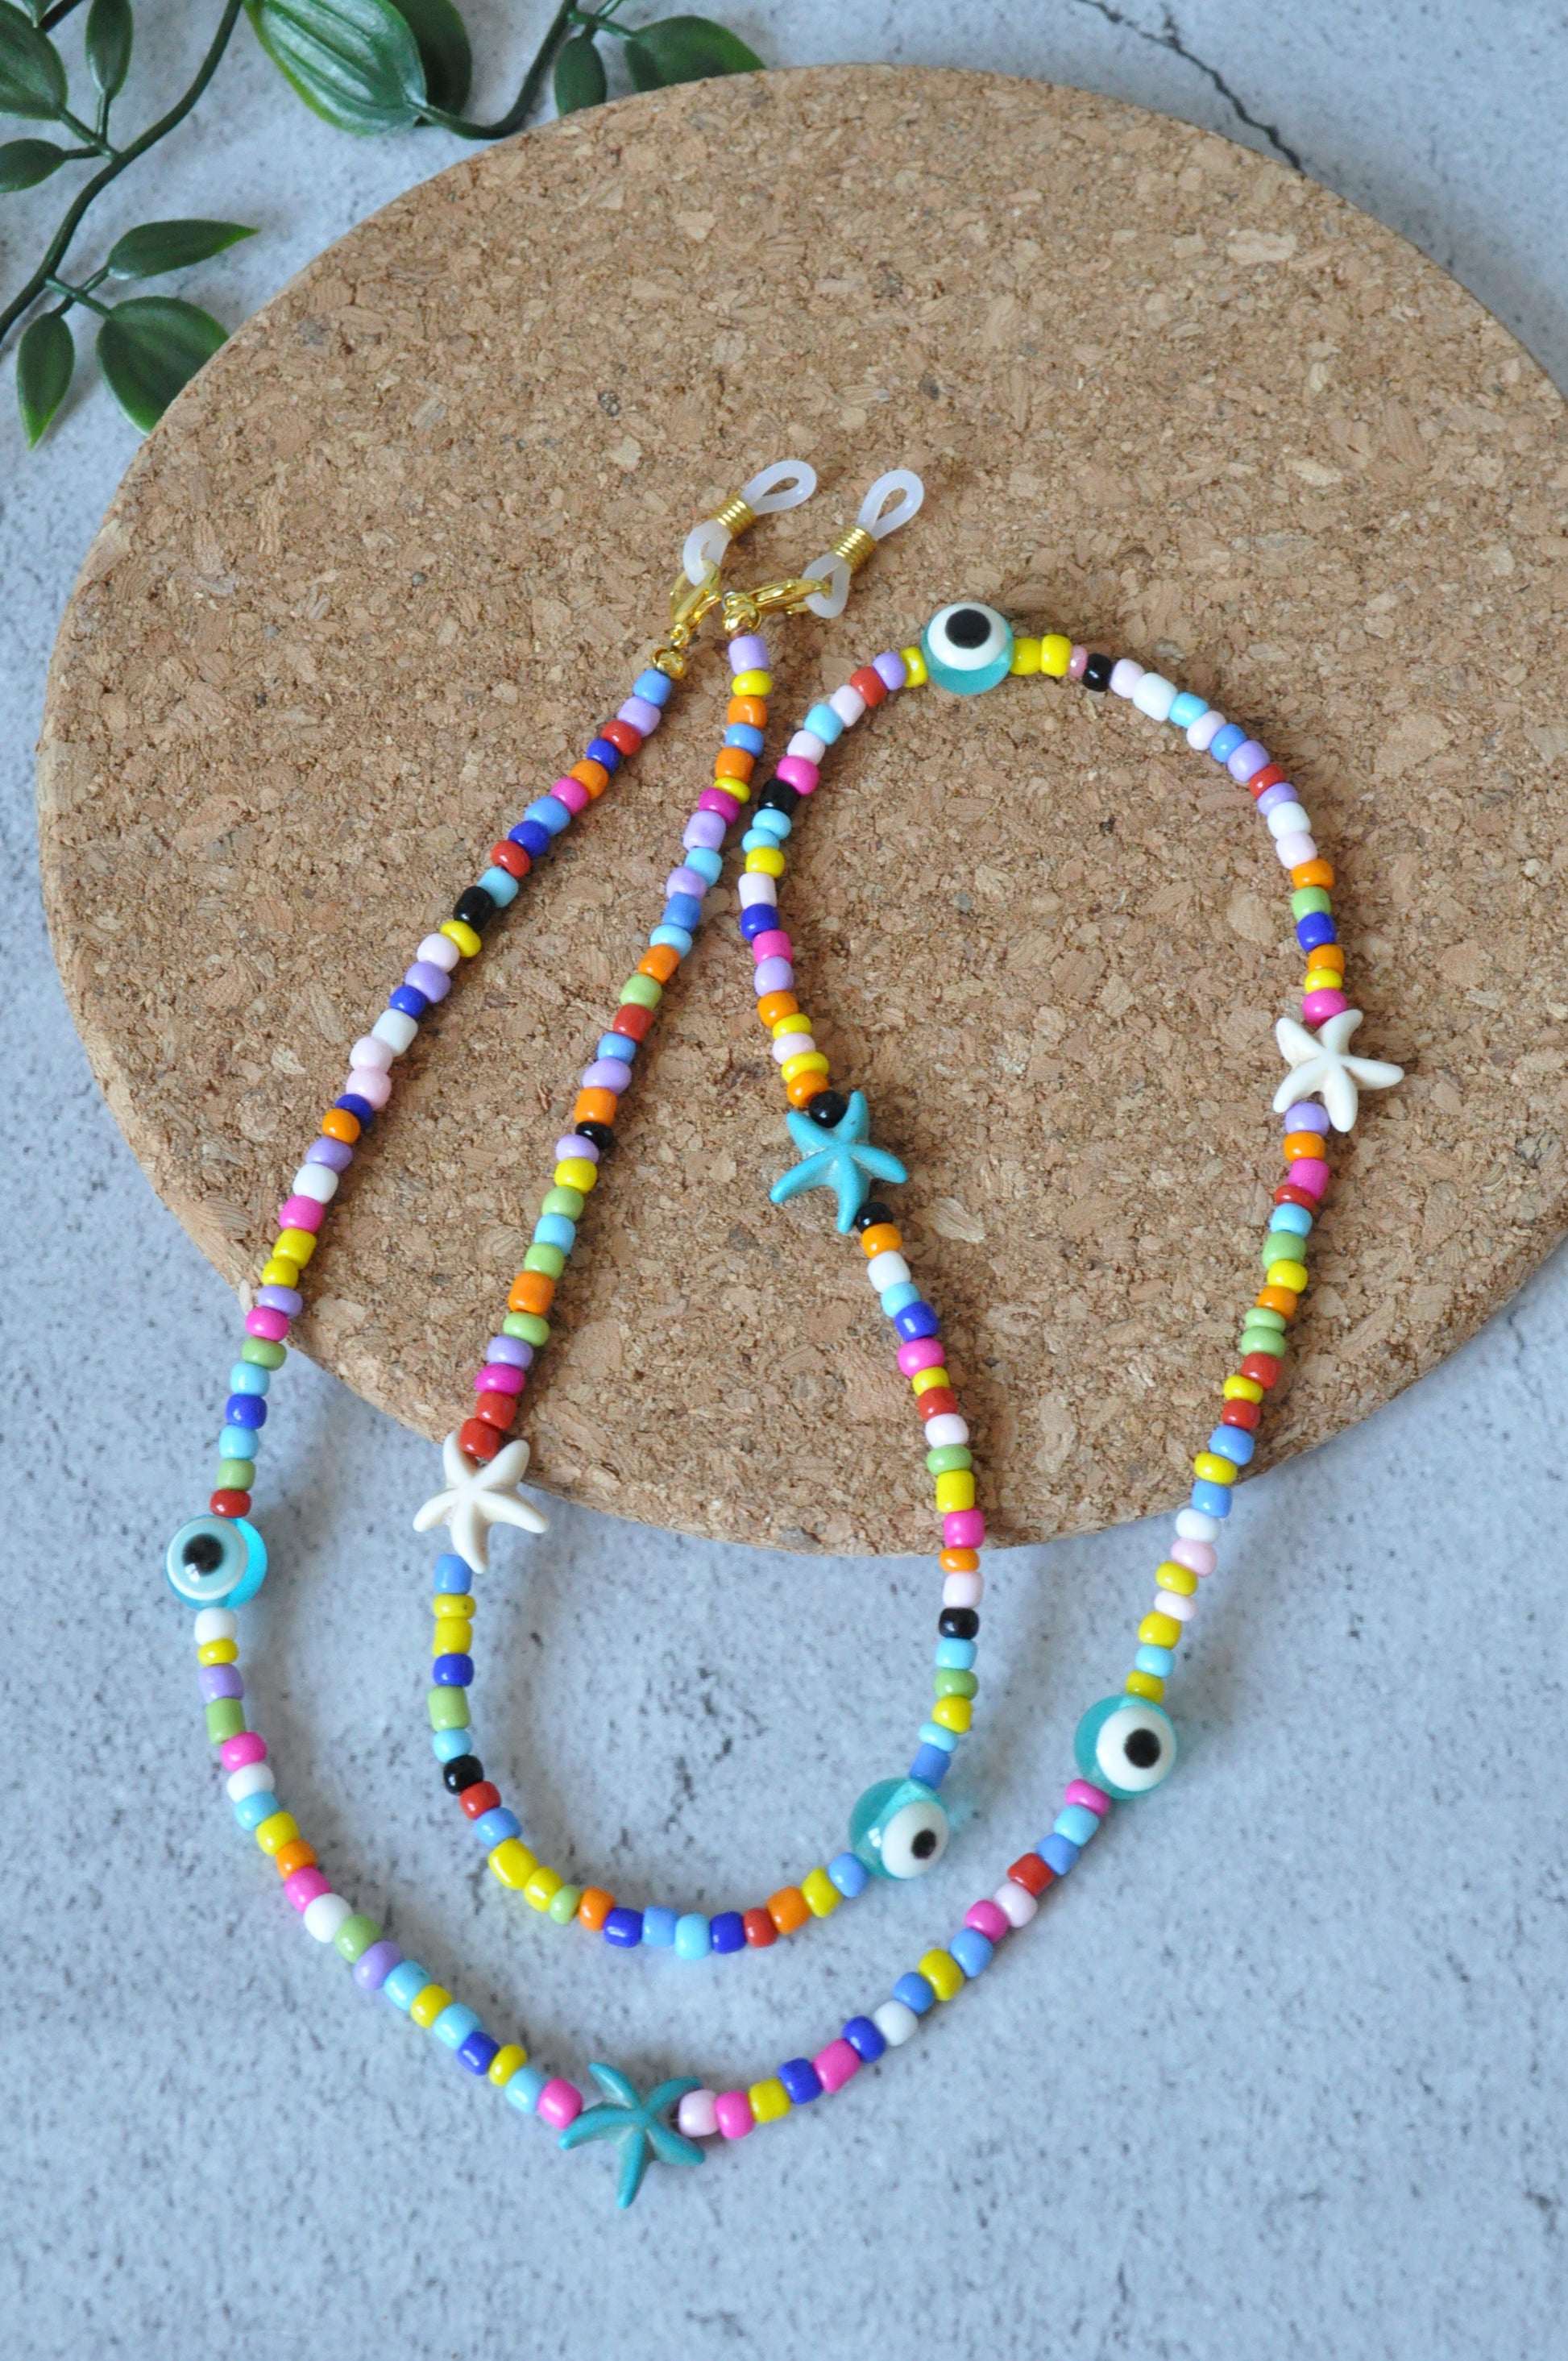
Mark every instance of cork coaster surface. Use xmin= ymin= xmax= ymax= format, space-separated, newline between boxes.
xmin=38 ymin=66 xmax=1568 ymax=1554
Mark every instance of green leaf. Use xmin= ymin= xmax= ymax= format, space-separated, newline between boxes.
xmin=106 ymin=218 xmax=258 ymax=279
xmin=96 ymin=295 xmax=226 ymax=433
xmin=0 ymin=2 xmax=67 ymax=119
xmin=554 ymin=31 xmax=606 ymax=115
xmin=0 ymin=131 xmax=64 ymax=187
xmin=85 ymin=0 xmax=133 ymax=102
xmin=17 ymin=307 xmax=73 ymax=445
xmin=623 ymin=15 xmax=763 ymax=89
xmin=245 ymin=0 xmax=427 ymax=135
xmin=386 ymin=0 xmax=468 ymax=113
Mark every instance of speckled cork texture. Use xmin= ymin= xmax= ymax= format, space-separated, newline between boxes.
xmin=36 ymin=66 xmax=1568 ymax=1554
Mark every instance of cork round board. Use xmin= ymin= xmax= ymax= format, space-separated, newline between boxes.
xmin=38 ymin=65 xmax=1568 ymax=1555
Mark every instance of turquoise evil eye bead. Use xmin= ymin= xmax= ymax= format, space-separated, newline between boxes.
xmin=1073 ymin=1695 xmax=1178 ymax=1802
xmin=848 ymin=1776 xmax=949 ymax=1879
xmin=920 ymin=600 xmax=1014 ymax=695
xmin=165 ymin=1513 xmax=268 ymax=1609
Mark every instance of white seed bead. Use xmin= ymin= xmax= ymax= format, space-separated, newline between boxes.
xmin=677 ymin=2089 xmax=719 ymax=2138
xmin=302 ymin=1893 xmax=353 ymax=1944
xmin=923 ymin=1413 xmax=970 ymax=1448
xmin=1187 ymin=708 xmax=1224 ymax=751
xmin=1155 ymin=1587 xmax=1197 ymax=1622
xmin=1276 ymin=832 xmax=1317 ymax=866
xmin=417 ymin=932 xmax=461 ymax=973
xmin=866 ymin=1250 xmax=911 ymax=1291
xmin=1133 ymin=671 xmax=1177 ymax=722
xmin=1176 ymin=1508 xmax=1220 ymax=1541
xmin=828 ymin=683 xmax=867 ymax=728
xmin=771 ymin=1032 xmax=815 ymax=1064
xmin=193 ymin=1606 xmax=237 ymax=1646
xmin=371 ymin=1008 xmax=417 ymax=1055
xmin=350 ymin=1035 xmax=395 ymax=1073
xmin=943 ymin=1571 xmax=983 ymax=1608
xmin=993 ymin=1878 xmax=1039 ymax=1929
xmin=872 ymin=1999 xmax=921 ymax=2048
xmin=291 ymin=1163 xmax=338 ymax=1205
xmin=787 ymin=730 xmax=827 ymax=764
xmin=1266 ymin=802 xmax=1310 ymax=840
xmin=1109 ymin=658 xmax=1144 ymax=698
xmin=226 ymin=1761 xmax=274 ymax=1802
xmin=737 ymin=873 xmax=778 ymax=908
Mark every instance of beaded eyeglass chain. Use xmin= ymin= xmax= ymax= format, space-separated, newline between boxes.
xmin=161 ymin=478 xmax=1404 ymax=2205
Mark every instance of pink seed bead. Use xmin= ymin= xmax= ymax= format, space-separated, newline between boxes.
xmin=813 ymin=2039 xmax=861 ymax=2095
xmin=554 ymin=777 xmax=591 ymax=815
xmin=284 ymin=1866 xmax=330 ymax=1912
xmin=476 ymin=1363 xmax=525 ymax=1395
xmin=351 ymin=1035 xmax=394 ymax=1072
xmin=677 ymin=2088 xmax=719 ymax=2138
xmin=698 ymin=788 xmax=740 ymax=823
xmin=536 ymin=2078 xmax=583 ymax=2131
xmin=555 ymin=1134 xmax=599 ymax=1164
xmin=787 ymin=731 xmax=827 ymax=763
xmin=346 ymin=1066 xmax=392 ymax=1110
xmin=1109 ymin=658 xmax=1144 ymax=698
xmin=753 ymin=959 xmax=794 ymax=997
xmin=1064 ymin=1778 xmax=1112 ymax=1817
xmin=417 ymin=932 xmax=460 ymax=972
xmin=898 ymin=1336 xmax=945 ymax=1376
xmin=965 ymin=1898 xmax=1010 ymax=1944
xmin=277 ymin=1195 xmax=323 ymax=1233
xmin=220 ymin=1731 xmax=267 ymax=1771
xmin=1067 ymin=645 xmax=1089 ymax=680
xmin=775 ymin=754 xmax=819 ymax=795
xmin=1288 ymin=1157 xmax=1329 ymax=1197
xmin=753 ymin=931 xmax=792 ymax=963
xmin=620 ymin=695 xmax=661 ymax=735
xmin=581 ymin=1060 xmax=631 ymax=1094
xmin=247 ymin=1308 xmax=290 ymax=1342
xmin=944 ymin=1509 xmax=985 ymax=1549
xmin=728 ymin=633 xmax=769 ymax=674
xmin=1170 ymin=1537 xmax=1217 ymax=1577
xmin=714 ymin=2090 xmax=755 ymax=2140
xmin=1301 ymin=988 xmax=1349 ymax=1023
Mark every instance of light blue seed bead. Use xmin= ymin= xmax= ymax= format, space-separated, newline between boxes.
xmin=1270 ymin=1201 xmax=1313 ymax=1237
xmin=1039 ymin=1832 xmax=1080 ymax=1875
xmin=1208 ymin=1425 xmax=1255 ymax=1467
xmin=234 ymin=1790 xmax=278 ymax=1832
xmin=1191 ymin=1479 xmax=1233 ymax=1518
xmin=642 ymin=1906 xmax=677 ymax=1948
xmin=674 ymin=1913 xmax=711 ymax=1961
xmin=935 ymin=1637 xmax=977 ymax=1670
xmin=526 ymin=795 xmax=571 ymax=836
xmin=506 ymin=2063 xmax=549 ymax=2114
xmin=634 ymin=667 xmax=672 ymax=707
xmin=229 ymin=1363 xmax=270 ymax=1396
xmin=1169 ymin=691 xmax=1208 ymax=728
xmin=432 ymin=1727 xmax=473 ymax=1763
xmin=433 ymin=2003 xmax=481 ymax=2051
xmin=949 ymin=1927 xmax=993 ymax=1978
xmin=220 ymin=1425 xmax=257 ymax=1460
xmin=1055 ymin=1803 xmax=1101 ymax=1849
xmin=475 ymin=1807 xmax=519 ymax=1847
xmin=650 ymin=924 xmax=693 ymax=955
xmin=534 ymin=1213 xmax=576 ymax=1253
xmin=919 ymin=1720 xmax=959 ymax=1753
xmin=894 ymin=1970 xmax=936 ymax=2016
xmin=596 ymin=1034 xmax=637 ymax=1064
xmin=724 ymin=722 xmax=765 ymax=755
xmin=752 ymin=807 xmax=791 ymax=839
xmin=479 ymin=865 xmax=520 ymax=907
xmin=880 ymin=1281 xmax=921 ymax=1316
xmin=828 ymin=1850 xmax=869 ymax=1898
xmin=685 ymin=844 xmax=724 ymax=885
xmin=1209 ymin=722 xmax=1247 ymax=764
xmin=740 ymin=828 xmax=772 ymax=853
xmin=804 ymin=701 xmax=844 ymax=745
xmin=1135 ymin=1642 xmax=1175 ymax=1678
xmin=383 ymin=1961 xmax=429 ymax=2012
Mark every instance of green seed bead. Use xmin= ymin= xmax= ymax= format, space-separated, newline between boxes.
xmin=548 ymin=1883 xmax=583 ymax=1926
xmin=934 ymin=1666 xmax=979 ymax=1700
xmin=508 ymin=1312 xmax=550 ymax=1348
xmin=1239 ymin=1329 xmax=1287 ymax=1362
xmin=205 ymin=1699 xmax=246 ymax=1743
xmin=541 ymin=1185 xmax=585 ymax=1221
xmin=334 ymin=1913 xmax=382 ymax=1964
xmin=620 ymin=972 xmax=662 ymax=1010
xmin=217 ymin=1458 xmax=255 ymax=1491
xmin=1290 ymin=885 xmax=1333 ymax=920
xmin=428 ymin=1687 xmax=471 ymax=1732
xmin=524 ymin=1243 xmax=566 ymax=1279
xmin=1244 ymin=1305 xmax=1288 ymax=1333
xmin=1261 ymin=1231 xmax=1306 ymax=1269
xmin=925 ymin=1443 xmax=973 ymax=1476
xmin=240 ymin=1338 xmax=286 ymax=1369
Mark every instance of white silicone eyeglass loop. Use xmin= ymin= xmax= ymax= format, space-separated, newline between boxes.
xmin=681 ymin=456 xmax=819 ymax=583
xmin=803 ymin=554 xmax=852 ymax=620
xmin=858 ymin=467 xmax=924 ymax=540
xmin=682 ymin=520 xmax=730 ymax=585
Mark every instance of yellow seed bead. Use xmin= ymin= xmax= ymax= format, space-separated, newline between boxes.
xmin=409 ymin=1983 xmax=452 ymax=2030
xmin=441 ymin=917 xmax=482 ymax=957
xmin=781 ymin=1051 xmax=829 ymax=1084
xmin=524 ymin=1865 xmax=563 ymax=1912
xmin=1039 ymin=633 xmax=1072 ymax=678
xmin=1139 ymin=1611 xmax=1182 ymax=1650
xmin=911 ymin=1364 xmax=951 ymax=1397
xmin=919 ymin=1947 xmax=964 ymax=2002
xmin=488 ymin=2042 xmax=528 ymax=2086
xmin=1126 ymin=1667 xmax=1166 ymax=1701
xmin=731 ymin=667 xmax=773 ymax=697
xmin=1266 ymin=1259 xmax=1309 ymax=1294
xmin=1193 ymin=1450 xmax=1238 ymax=1487
xmin=748 ymin=2077 xmax=792 ymax=2125
xmin=255 ymin=1810 xmax=299 ymax=1856
xmin=431 ymin=1592 xmax=475 ymax=1618
xmin=1303 ymin=967 xmax=1342 ymax=994
xmin=488 ymin=1836 xmax=538 ymax=1889
xmin=801 ymin=1866 xmax=840 ymax=1918
xmin=900 ymin=644 xmax=929 ymax=686
xmin=745 ymin=844 xmax=786 ymax=877
xmin=260 ymin=1255 xmax=301 ymax=1289
xmin=432 ymin=1618 xmax=472 ymax=1656
xmin=554 ymin=1157 xmax=597 ymax=1194
xmin=1222 ymin=1376 xmax=1264 ymax=1404
xmin=197 ymin=1638 xmax=238 ymax=1666
xmin=771 ymin=1012 xmax=813 ymax=1039
xmin=1155 ymin=1559 xmax=1198 ymax=1595
xmin=934 ymin=1469 xmax=976 ymax=1513
xmin=931 ymin=1693 xmax=973 ymax=1734
xmin=275 ymin=1226 xmax=316 ymax=1268
xmin=1009 ymin=635 xmax=1043 ymax=675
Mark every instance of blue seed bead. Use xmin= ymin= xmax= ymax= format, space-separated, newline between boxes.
xmin=1297 ymin=912 xmax=1338 ymax=952
xmin=389 ymin=983 xmax=429 ymax=1019
xmin=651 ymin=924 xmax=693 ymax=956
xmin=431 ymin=1653 xmax=473 ymax=1687
xmin=1055 ymin=1803 xmax=1101 ymax=1849
xmin=584 ymin=735 xmax=621 ymax=773
xmin=633 ymin=667 xmax=672 ymax=707
xmin=336 ymin=1093 xmax=377 ymax=1126
xmin=740 ymin=905 xmax=777 ymax=940
xmin=505 ymin=2063 xmax=548 ymax=2114
xmin=911 ymin=1741 xmax=953 ymax=1787
xmin=475 ymin=1807 xmax=520 ymax=1847
xmin=918 ymin=1721 xmax=958 ymax=1753
xmin=1270 ymin=1201 xmax=1313 ymax=1236
xmin=778 ymin=2056 xmax=823 ymax=2104
xmin=526 ymin=795 xmax=571 ymax=836
xmin=642 ymin=1906 xmax=677 ymax=1949
xmin=710 ymin=1911 xmax=745 ymax=1955
xmin=604 ymin=1907 xmax=643 ymax=1948
xmin=534 ymin=1212 xmax=575 ymax=1252
xmin=894 ymin=1970 xmax=937 ymax=2016
xmin=685 ymin=845 xmax=724 ymax=885
xmin=880 ymin=1280 xmax=921 ymax=1316
xmin=740 ymin=827 xmax=769 ymax=853
xmin=433 ymin=1553 xmax=469 ymax=1591
xmin=383 ymin=1961 xmax=429 ymax=2012
xmin=804 ymin=700 xmax=844 ymax=745
xmin=1169 ymin=691 xmax=1208 ymax=728
xmin=479 ymin=865 xmax=520 ymax=908
xmin=1191 ymin=1479 xmax=1234 ymax=1518
xmin=1040 ymin=1832 xmax=1081 ymax=1876
xmin=511 ymin=818 xmax=552 ymax=859
xmin=724 ymin=722 xmax=765 ymax=755
xmin=1209 ymin=1425 xmax=1255 ymax=1467
xmin=663 ymin=892 xmax=703 ymax=932
xmin=432 ymin=1727 xmax=471 ymax=1763
xmin=234 ymin=1789 xmax=278 ymax=1832
xmin=828 ymin=1851 xmax=869 ymax=1898
xmin=935 ymin=1637 xmax=977 ymax=1670
xmin=229 ymin=1363 xmax=270 ymax=1396
xmin=950 ymin=1927 xmax=993 ymax=1978
xmin=894 ymin=1302 xmax=940 ymax=1342
xmin=1209 ymin=722 xmax=1247 ymax=763
xmin=674 ymin=1913 xmax=711 ymax=1961
xmin=1136 ymin=1642 xmax=1176 ymax=1678
xmin=432 ymin=2002 xmax=481 ymax=2052
xmin=224 ymin=1393 xmax=266 ymax=1429
xmin=751 ymin=806 xmax=791 ymax=839
xmin=842 ymin=2015 xmax=886 ymax=2063
xmin=458 ymin=2028 xmax=500 ymax=2077
xmin=220 ymin=1425 xmax=258 ymax=1460
xmin=596 ymin=1034 xmax=637 ymax=1064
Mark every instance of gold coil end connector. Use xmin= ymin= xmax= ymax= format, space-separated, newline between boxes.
xmin=829 ymin=523 xmax=878 ymax=575
xmin=713 ymin=492 xmax=757 ymax=538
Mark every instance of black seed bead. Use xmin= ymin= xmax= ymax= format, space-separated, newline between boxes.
xmin=805 ymin=1089 xmax=849 ymax=1129
xmin=1082 ymin=651 xmax=1113 ymax=692
xmin=852 ymin=1198 xmax=895 ymax=1233
xmin=575 ymin=1118 xmax=616 ymax=1156
xmin=756 ymin=780 xmax=801 ymax=816
xmin=442 ymin=1754 xmax=484 ymax=1794
xmin=939 ymin=1607 xmax=979 ymax=1641
xmin=453 ymin=882 xmax=498 ymax=931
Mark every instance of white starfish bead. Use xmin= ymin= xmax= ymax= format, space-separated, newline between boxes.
xmin=1272 ymin=1009 xmax=1404 ymax=1134
xmin=413 ymin=1431 xmax=548 ymax=1573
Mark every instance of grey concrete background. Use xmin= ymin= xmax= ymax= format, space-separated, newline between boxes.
xmin=3 ymin=6 xmax=1566 ymax=2356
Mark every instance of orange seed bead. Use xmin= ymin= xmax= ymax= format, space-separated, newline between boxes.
xmin=860 ymin=1223 xmax=902 ymax=1257
xmin=274 ymin=1839 xmax=317 ymax=1878
xmin=1282 ymin=1131 xmax=1325 ymax=1161
xmin=1257 ymin=1284 xmax=1300 ymax=1317
xmin=1290 ymin=857 xmax=1335 ymax=890
xmin=1308 ymin=940 xmax=1345 ymax=974
xmin=569 ymin=757 xmax=609 ymax=798
xmin=768 ymin=1886 xmax=811 ymax=1936
xmin=574 ymin=1088 xmax=618 ymax=1127
xmin=728 ymin=695 xmax=768 ymax=728
xmin=640 ymin=944 xmax=681 ymax=984
xmin=577 ymin=1887 xmax=614 ymax=1932
xmin=786 ymin=1071 xmax=829 ymax=1107
xmin=508 ymin=1271 xmax=555 ymax=1316
xmin=757 ymin=990 xmax=799 ymax=1027
xmin=714 ymin=747 xmax=754 ymax=783
xmin=940 ymin=1546 xmax=981 ymax=1573
xmin=321 ymin=1108 xmax=360 ymax=1143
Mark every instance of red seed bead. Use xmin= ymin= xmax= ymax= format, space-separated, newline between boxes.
xmin=1239 ymin=1352 xmax=1281 ymax=1388
xmin=742 ymin=1907 xmax=778 ymax=1949
xmin=600 ymin=717 xmax=642 ymax=757
xmin=1221 ymin=1399 xmax=1261 ymax=1431
xmin=491 ymin=840 xmax=529 ymax=879
xmin=211 ymin=1488 xmax=251 ymax=1518
xmin=612 ymin=1002 xmax=654 ymax=1043
xmin=474 ymin=1390 xmax=516 ymax=1432
xmin=458 ymin=1417 xmax=501 ymax=1461
xmin=1247 ymin=761 xmax=1288 ymax=800
xmin=848 ymin=665 xmax=888 ymax=709
xmin=1274 ymin=1183 xmax=1321 ymax=1213
xmin=915 ymin=1387 xmax=960 ymax=1422
xmin=459 ymin=1782 xmax=502 ymax=1820
xmin=1007 ymin=1852 xmax=1054 ymax=1898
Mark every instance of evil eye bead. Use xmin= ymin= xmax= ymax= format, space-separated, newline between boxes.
xmin=848 ymin=1777 xmax=949 ymax=1880
xmin=165 ymin=1514 xmax=268 ymax=1609
xmin=1073 ymin=1695 xmax=1177 ymax=1801
xmin=920 ymin=601 xmax=1014 ymax=695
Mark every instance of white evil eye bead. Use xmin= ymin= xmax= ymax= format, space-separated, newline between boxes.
xmin=1073 ymin=1694 xmax=1177 ymax=1801
xmin=920 ymin=601 xmax=1014 ymax=695
xmin=165 ymin=1514 xmax=268 ymax=1609
xmin=848 ymin=1776 xmax=950 ymax=1879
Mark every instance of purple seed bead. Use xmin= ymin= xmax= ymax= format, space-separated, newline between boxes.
xmin=354 ymin=1940 xmax=402 ymax=1993
xmin=619 ymin=695 xmax=662 ymax=736
xmin=555 ymin=1135 xmax=599 ymax=1164
xmin=581 ymin=1060 xmax=632 ymax=1094
xmin=1284 ymin=1102 xmax=1331 ymax=1135
xmin=305 ymin=1137 xmax=355 ymax=1172
xmin=666 ymin=865 xmax=708 ymax=902
xmin=1228 ymin=739 xmax=1269 ymax=784
xmin=872 ymin=649 xmax=908 ymax=691
xmin=198 ymin=1665 xmax=244 ymax=1703
xmin=404 ymin=959 xmax=451 ymax=1003
xmin=487 ymin=1334 xmax=533 ymax=1368
xmin=753 ymin=957 xmax=794 ymax=996
xmin=683 ymin=811 xmax=726 ymax=852
xmin=1255 ymin=782 xmax=1297 ymax=817
xmin=728 ymin=633 xmax=769 ymax=674
xmin=257 ymin=1285 xmax=303 ymax=1317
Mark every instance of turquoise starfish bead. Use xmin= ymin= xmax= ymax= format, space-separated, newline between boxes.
xmin=557 ymin=2061 xmax=706 ymax=2206
xmin=768 ymin=1090 xmax=907 ymax=1232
